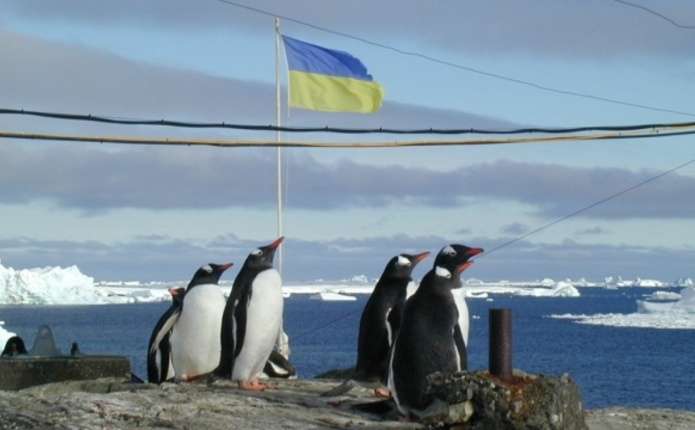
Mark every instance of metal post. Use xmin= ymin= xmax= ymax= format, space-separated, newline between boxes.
xmin=489 ymin=308 xmax=513 ymax=381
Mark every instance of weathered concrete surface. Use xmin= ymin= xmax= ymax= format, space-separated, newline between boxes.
xmin=0 ymin=378 xmax=421 ymax=430
xmin=0 ymin=356 xmax=131 ymax=390
xmin=586 ymin=407 xmax=695 ymax=430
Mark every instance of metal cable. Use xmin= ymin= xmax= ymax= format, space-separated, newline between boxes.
xmin=212 ymin=0 xmax=695 ymax=118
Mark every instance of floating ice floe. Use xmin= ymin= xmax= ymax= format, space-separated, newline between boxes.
xmin=463 ymin=280 xmax=581 ymax=298
xmin=309 ymin=292 xmax=357 ymax=301
xmin=550 ymin=287 xmax=695 ymax=330
xmin=643 ymin=291 xmax=682 ymax=302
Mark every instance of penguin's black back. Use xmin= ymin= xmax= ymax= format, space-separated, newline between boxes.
xmin=355 ymin=277 xmax=408 ymax=381
xmin=392 ymin=271 xmax=460 ymax=410
xmin=216 ymin=264 xmax=260 ymax=378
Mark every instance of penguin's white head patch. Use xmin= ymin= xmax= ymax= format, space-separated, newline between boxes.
xmin=441 ymin=245 xmax=457 ymax=257
xmin=201 ymin=264 xmax=213 ymax=273
xmin=435 ymin=266 xmax=452 ymax=279
xmin=251 ymin=248 xmax=263 ymax=256
xmin=397 ymin=255 xmax=411 ymax=266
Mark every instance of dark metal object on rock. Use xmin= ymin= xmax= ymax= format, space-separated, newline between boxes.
xmin=489 ymin=308 xmax=513 ymax=381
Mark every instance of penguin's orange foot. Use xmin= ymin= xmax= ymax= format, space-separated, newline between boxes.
xmin=239 ymin=379 xmax=267 ymax=391
xmin=374 ymin=387 xmax=391 ymax=398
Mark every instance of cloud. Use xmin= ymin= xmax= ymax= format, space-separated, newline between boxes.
xmin=1 ymin=142 xmax=693 ymax=219
xmin=1 ymin=233 xmax=692 ymax=281
xmin=501 ymin=222 xmax=529 ymax=235
xmin=0 ymin=29 xmax=515 ymax=131
xmin=3 ymin=0 xmax=695 ymax=57
xmin=576 ymin=226 xmax=608 ymax=236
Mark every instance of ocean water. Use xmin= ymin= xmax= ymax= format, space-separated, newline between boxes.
xmin=1 ymin=287 xmax=693 ymax=410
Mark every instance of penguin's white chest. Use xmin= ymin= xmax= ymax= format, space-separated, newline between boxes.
xmin=233 ymin=269 xmax=283 ymax=381
xmin=170 ymin=284 xmax=226 ymax=378
xmin=451 ymin=288 xmax=470 ymax=346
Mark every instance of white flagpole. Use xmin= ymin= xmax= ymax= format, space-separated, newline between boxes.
xmin=274 ymin=17 xmax=283 ymax=276
xmin=274 ymin=17 xmax=291 ymax=360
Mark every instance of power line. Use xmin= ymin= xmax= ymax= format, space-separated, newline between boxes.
xmin=213 ymin=0 xmax=695 ymax=119
xmin=483 ymin=158 xmax=695 ymax=257
xmin=610 ymin=0 xmax=695 ymax=30
xmin=4 ymin=107 xmax=695 ymax=135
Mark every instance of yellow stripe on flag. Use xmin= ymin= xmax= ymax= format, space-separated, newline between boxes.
xmin=288 ymin=71 xmax=384 ymax=114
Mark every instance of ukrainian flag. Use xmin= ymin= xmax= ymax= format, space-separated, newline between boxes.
xmin=282 ymin=36 xmax=384 ymax=113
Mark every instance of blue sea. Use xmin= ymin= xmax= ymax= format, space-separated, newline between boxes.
xmin=1 ymin=287 xmax=693 ymax=410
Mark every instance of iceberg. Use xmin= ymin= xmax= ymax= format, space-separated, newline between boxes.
xmin=0 ymin=260 xmax=110 ymax=305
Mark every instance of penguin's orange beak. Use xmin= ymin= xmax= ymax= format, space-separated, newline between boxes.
xmin=219 ymin=262 xmax=234 ymax=271
xmin=465 ymin=248 xmax=484 ymax=258
xmin=268 ymin=236 xmax=284 ymax=250
xmin=412 ymin=251 xmax=430 ymax=264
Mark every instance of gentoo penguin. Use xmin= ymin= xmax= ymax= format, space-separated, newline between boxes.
xmin=168 ymin=262 xmax=232 ymax=381
xmin=147 ymin=287 xmax=185 ymax=383
xmin=388 ymin=244 xmax=483 ymax=416
xmin=356 ymin=252 xmax=430 ymax=382
xmin=217 ymin=237 xmax=285 ymax=391
xmin=321 ymin=252 xmax=429 ymax=398
xmin=432 ymin=244 xmax=483 ymax=369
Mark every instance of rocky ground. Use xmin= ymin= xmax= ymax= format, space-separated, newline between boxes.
xmin=0 ymin=378 xmax=692 ymax=429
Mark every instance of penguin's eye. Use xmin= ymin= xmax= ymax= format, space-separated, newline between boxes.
xmin=201 ymin=264 xmax=213 ymax=273
xmin=435 ymin=266 xmax=452 ymax=279
xmin=397 ymin=256 xmax=411 ymax=266
xmin=441 ymin=246 xmax=457 ymax=256
xmin=251 ymin=249 xmax=263 ymax=256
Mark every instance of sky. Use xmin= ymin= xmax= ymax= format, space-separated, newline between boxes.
xmin=1 ymin=0 xmax=694 ymax=281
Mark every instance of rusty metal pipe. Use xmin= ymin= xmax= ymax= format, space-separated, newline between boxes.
xmin=489 ymin=308 xmax=513 ymax=381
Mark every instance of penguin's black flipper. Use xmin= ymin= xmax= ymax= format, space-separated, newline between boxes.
xmin=453 ymin=324 xmax=468 ymax=371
